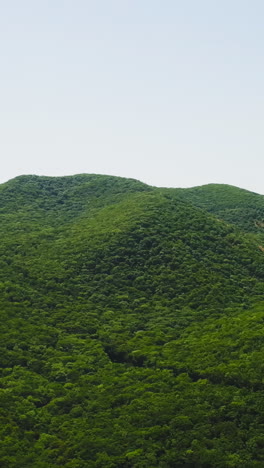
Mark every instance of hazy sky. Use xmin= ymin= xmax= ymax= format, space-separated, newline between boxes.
xmin=1 ymin=1 xmax=264 ymax=193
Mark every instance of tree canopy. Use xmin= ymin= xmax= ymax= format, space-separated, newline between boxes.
xmin=1 ymin=174 xmax=264 ymax=467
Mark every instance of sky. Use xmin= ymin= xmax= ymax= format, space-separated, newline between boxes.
xmin=1 ymin=0 xmax=264 ymax=193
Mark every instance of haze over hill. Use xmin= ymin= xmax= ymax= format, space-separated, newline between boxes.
xmin=1 ymin=174 xmax=264 ymax=467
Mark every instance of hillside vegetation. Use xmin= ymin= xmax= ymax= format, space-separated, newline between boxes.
xmin=1 ymin=174 xmax=264 ymax=467
xmin=175 ymin=184 xmax=264 ymax=237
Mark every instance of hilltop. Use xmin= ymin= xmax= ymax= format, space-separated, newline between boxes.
xmin=175 ymin=183 xmax=264 ymax=236
xmin=1 ymin=174 xmax=264 ymax=467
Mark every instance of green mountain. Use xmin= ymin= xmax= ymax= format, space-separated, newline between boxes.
xmin=175 ymin=183 xmax=264 ymax=236
xmin=1 ymin=174 xmax=264 ymax=467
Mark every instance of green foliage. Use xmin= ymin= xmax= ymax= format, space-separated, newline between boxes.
xmin=174 ymin=183 xmax=264 ymax=236
xmin=1 ymin=174 xmax=264 ymax=466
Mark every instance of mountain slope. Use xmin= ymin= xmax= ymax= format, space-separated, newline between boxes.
xmin=175 ymin=183 xmax=264 ymax=236
xmin=1 ymin=175 xmax=264 ymax=467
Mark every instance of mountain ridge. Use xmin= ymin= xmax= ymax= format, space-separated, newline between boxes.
xmin=1 ymin=174 xmax=264 ymax=467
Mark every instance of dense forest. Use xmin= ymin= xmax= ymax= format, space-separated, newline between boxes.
xmin=1 ymin=174 xmax=264 ymax=467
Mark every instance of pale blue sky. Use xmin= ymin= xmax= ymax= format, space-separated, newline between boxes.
xmin=1 ymin=1 xmax=264 ymax=193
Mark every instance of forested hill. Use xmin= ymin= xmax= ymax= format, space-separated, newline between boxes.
xmin=174 ymin=183 xmax=264 ymax=236
xmin=1 ymin=174 xmax=264 ymax=467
